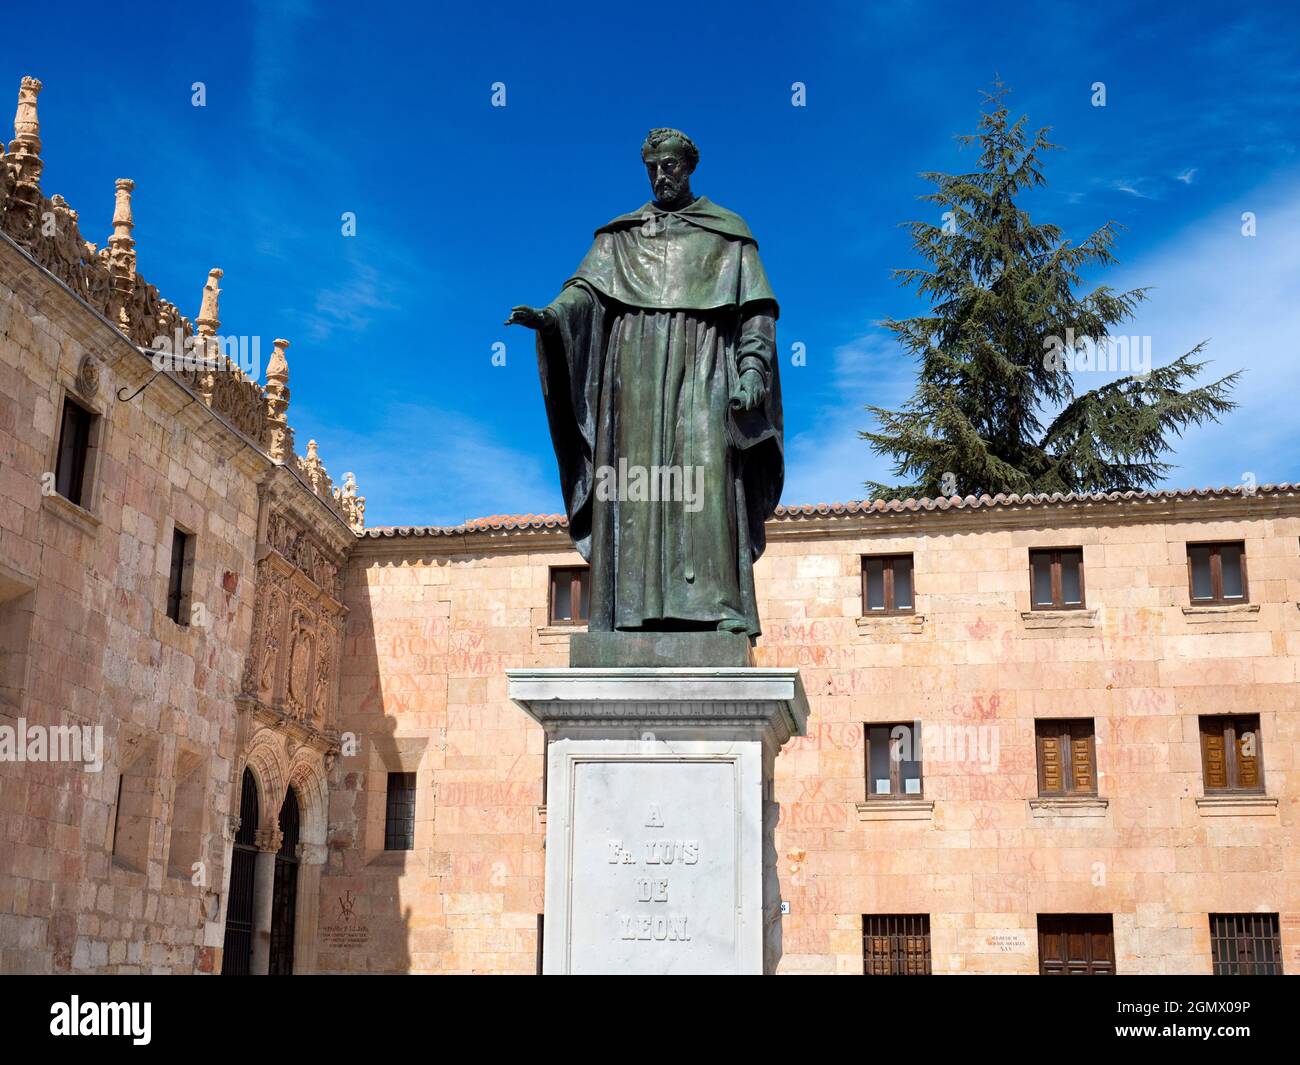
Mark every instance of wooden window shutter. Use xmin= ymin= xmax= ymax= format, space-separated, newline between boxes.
xmin=1037 ymin=720 xmax=1097 ymax=797
xmin=904 ymin=931 xmax=927 ymax=974
xmin=1070 ymin=724 xmax=1095 ymax=793
xmin=866 ymin=936 xmax=889 ymax=975
xmin=1235 ymin=720 xmax=1260 ymax=790
xmin=1202 ymin=722 xmax=1228 ymax=791
xmin=1038 ymin=915 xmax=1115 ymax=975
xmin=1038 ymin=731 xmax=1063 ymax=794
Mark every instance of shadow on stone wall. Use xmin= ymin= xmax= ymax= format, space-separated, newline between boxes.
xmin=317 ymin=579 xmax=414 ymax=974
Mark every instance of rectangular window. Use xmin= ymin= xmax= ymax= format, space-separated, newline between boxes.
xmin=1187 ymin=542 xmax=1248 ymax=604
xmin=549 ymin=566 xmax=590 ymax=625
xmin=0 ymin=586 xmax=36 ymax=713
xmin=166 ymin=750 xmax=207 ymax=879
xmin=1199 ymin=715 xmax=1263 ymax=794
xmin=55 ymin=396 xmax=95 ymax=506
xmin=863 ymin=722 xmax=923 ymax=799
xmin=1209 ymin=914 xmax=1282 ymax=975
xmin=384 ymin=772 xmax=417 ymax=851
xmin=1037 ymin=914 xmax=1115 ymax=975
xmin=1029 ymin=548 xmax=1085 ymax=609
xmin=863 ymin=914 xmax=931 ymax=975
xmin=111 ymin=739 xmax=160 ymax=874
xmin=861 ymin=554 xmax=915 ymax=614
xmin=1035 ymin=719 xmax=1097 ymax=796
xmin=166 ymin=527 xmax=193 ymax=624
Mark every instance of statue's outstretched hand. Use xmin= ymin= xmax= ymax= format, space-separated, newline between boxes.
xmin=730 ymin=368 xmax=767 ymax=412
xmin=505 ymin=305 xmax=549 ymax=329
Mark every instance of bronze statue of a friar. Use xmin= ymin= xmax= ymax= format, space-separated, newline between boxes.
xmin=507 ymin=128 xmax=782 ymax=640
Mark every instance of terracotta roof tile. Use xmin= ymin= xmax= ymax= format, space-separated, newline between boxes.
xmin=461 ymin=513 xmax=566 ymax=529
xmin=361 ymin=484 xmax=1296 ymax=539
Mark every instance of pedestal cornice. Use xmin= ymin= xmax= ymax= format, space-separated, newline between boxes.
xmin=506 ymin=667 xmax=808 ymax=746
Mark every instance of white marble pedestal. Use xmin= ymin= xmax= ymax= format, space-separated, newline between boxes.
xmin=507 ymin=667 xmax=808 ymax=975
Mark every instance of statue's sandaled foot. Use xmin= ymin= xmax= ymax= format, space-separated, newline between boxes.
xmin=717 ymin=619 xmax=749 ymax=634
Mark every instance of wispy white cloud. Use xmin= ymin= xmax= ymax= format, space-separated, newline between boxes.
xmin=249 ymin=1 xmax=343 ymax=176
xmin=301 ymin=260 xmax=396 ymax=341
xmin=1109 ymin=172 xmax=1300 ymax=487
xmin=1175 ymin=167 xmax=1198 ymax=184
xmin=782 ymin=332 xmax=915 ymax=506
xmin=1111 ymin=178 xmax=1158 ymax=200
xmin=290 ymin=400 xmax=560 ymax=528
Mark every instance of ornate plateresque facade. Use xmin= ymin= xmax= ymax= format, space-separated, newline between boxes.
xmin=0 ymin=74 xmax=364 ymax=974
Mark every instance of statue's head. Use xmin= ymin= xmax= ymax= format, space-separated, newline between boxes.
xmin=641 ymin=128 xmax=698 ymax=209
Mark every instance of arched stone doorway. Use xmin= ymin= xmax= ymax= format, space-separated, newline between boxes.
xmin=221 ymin=768 xmax=259 ymax=975
xmin=221 ymin=735 xmax=330 ymax=975
xmin=269 ymin=787 xmax=301 ymax=974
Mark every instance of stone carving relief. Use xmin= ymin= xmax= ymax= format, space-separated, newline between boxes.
xmin=260 ymin=583 xmax=287 ymax=700
xmin=286 ymin=609 xmax=316 ymax=721
xmin=176 ymin=351 xmax=267 ymax=443
xmin=313 ymin=623 xmax=336 ymax=729
xmin=240 ymin=506 xmax=346 ymax=744
xmin=297 ymin=442 xmax=366 ymax=535
xmin=75 ymin=352 xmax=101 ymax=401
xmin=267 ymin=512 xmax=341 ymax=600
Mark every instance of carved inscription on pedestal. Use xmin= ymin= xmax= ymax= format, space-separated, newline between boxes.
xmin=569 ymin=759 xmax=736 ymax=974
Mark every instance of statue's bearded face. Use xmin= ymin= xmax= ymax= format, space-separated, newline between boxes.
xmin=643 ymin=141 xmax=694 ymax=207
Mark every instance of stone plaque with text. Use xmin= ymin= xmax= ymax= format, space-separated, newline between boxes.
xmin=569 ymin=758 xmax=738 ymax=974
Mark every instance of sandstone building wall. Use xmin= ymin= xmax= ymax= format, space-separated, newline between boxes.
xmin=0 ymin=75 xmax=361 ymax=974
xmin=330 ymin=494 xmax=1300 ymax=974
xmin=0 ymin=233 xmax=262 ymax=972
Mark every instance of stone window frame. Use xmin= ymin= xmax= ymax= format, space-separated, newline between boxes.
xmin=164 ymin=744 xmax=208 ymax=882
xmin=1186 ymin=540 xmax=1249 ymax=606
xmin=45 ymin=379 xmax=108 ymax=523
xmin=110 ymin=733 xmax=161 ymax=877
xmin=383 ymin=772 xmax=417 ymax=851
xmin=0 ymin=563 xmax=36 ymax=715
xmin=1037 ymin=913 xmax=1115 ymax=975
xmin=1198 ymin=713 xmax=1265 ymax=796
xmin=548 ymin=565 xmax=590 ymax=626
xmin=364 ymin=736 xmax=430 ymax=865
xmin=1028 ymin=546 xmax=1086 ymax=610
xmin=860 ymin=553 xmax=916 ymax=616
xmin=164 ymin=521 xmax=197 ymax=627
xmin=1209 ymin=913 xmax=1283 ymax=975
xmin=862 ymin=721 xmax=924 ymax=801
xmin=1034 ymin=718 xmax=1099 ymax=798
xmin=862 ymin=913 xmax=932 ymax=975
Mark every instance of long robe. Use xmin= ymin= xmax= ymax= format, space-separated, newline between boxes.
xmin=535 ymin=196 xmax=783 ymax=637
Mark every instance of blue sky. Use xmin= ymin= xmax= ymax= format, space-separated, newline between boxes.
xmin=5 ymin=1 xmax=1298 ymax=526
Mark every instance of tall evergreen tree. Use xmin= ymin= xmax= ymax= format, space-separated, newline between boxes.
xmin=863 ymin=85 xmax=1238 ymax=500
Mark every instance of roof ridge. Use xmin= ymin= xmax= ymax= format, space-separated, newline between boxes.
xmin=360 ymin=483 xmax=1296 ymax=538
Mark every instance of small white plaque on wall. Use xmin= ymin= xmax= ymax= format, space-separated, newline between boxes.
xmin=980 ymin=930 xmax=1032 ymax=953
xmin=569 ymin=758 xmax=739 ymax=975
